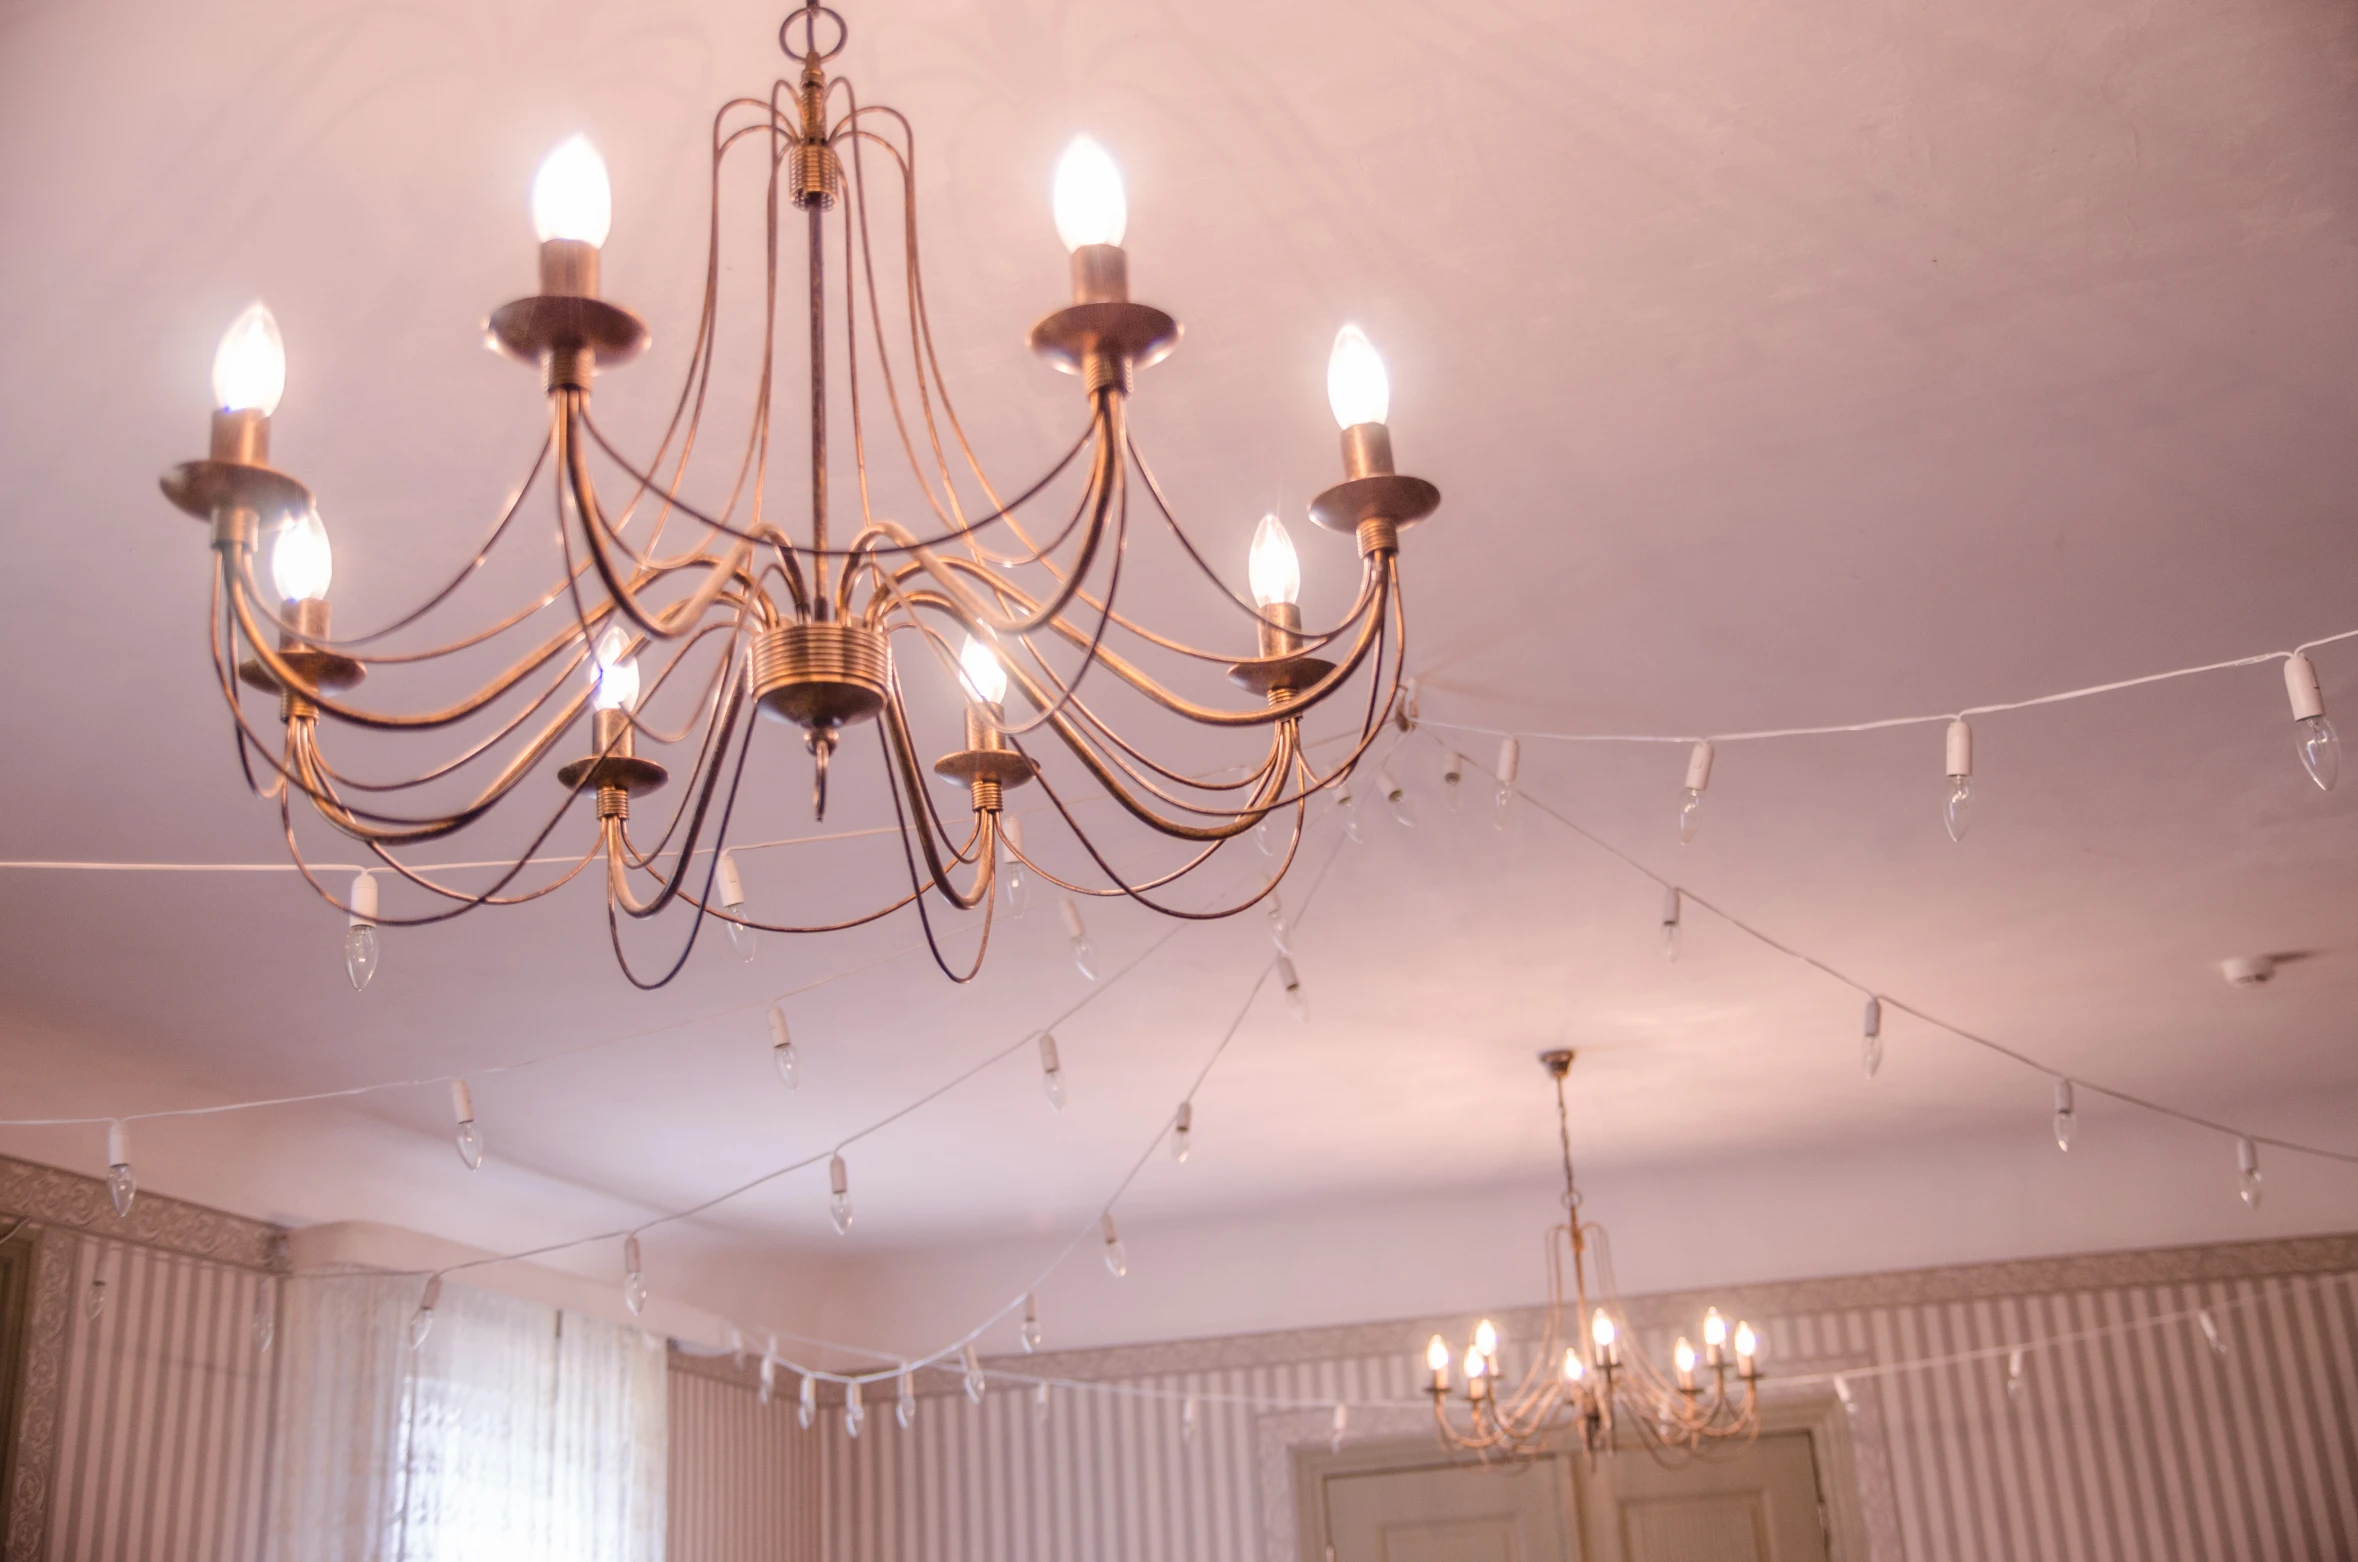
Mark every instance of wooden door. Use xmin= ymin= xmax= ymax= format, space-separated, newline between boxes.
xmin=1581 ymin=1432 xmax=1829 ymax=1562
xmin=1324 ymin=1454 xmax=1580 ymax=1562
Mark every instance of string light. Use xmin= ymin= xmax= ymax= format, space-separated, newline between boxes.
xmin=105 ymin=1120 xmax=134 ymax=1218
xmin=1441 ymin=750 xmax=1464 ymax=812
xmin=962 ymin=1343 xmax=986 ymax=1403
xmin=1266 ymin=892 xmax=1291 ymax=955
xmin=1021 ymin=1292 xmax=1042 ymax=1353
xmin=1860 ymin=996 xmax=1883 ymax=1080
xmin=345 ymin=870 xmax=380 ymax=992
xmin=1494 ymin=737 xmax=1520 ymax=828
xmin=1661 ymin=887 xmax=1682 ymax=963
xmin=845 ymin=1378 xmax=865 ymax=1439
xmin=2237 ymin=1137 xmax=2263 ymax=1210
xmin=1395 ymin=678 xmax=1420 ymax=734
xmin=1182 ymin=1394 xmax=1197 ymax=1444
xmin=1101 ymin=1213 xmax=1127 ymax=1278
xmin=2006 ymin=1347 xmax=2027 ymax=1403
xmin=1335 ymin=780 xmax=1363 ymax=843
xmin=1679 ymin=740 xmax=1713 ymax=844
xmin=2284 ymin=653 xmax=2340 ymax=791
xmin=1277 ymin=955 xmax=1308 ymax=1022
xmin=1170 ymin=1101 xmax=1192 ymax=1163
xmin=829 ymin=1153 xmax=853 ymax=1235
xmin=1059 ymin=898 xmax=1098 ymax=981
xmin=760 ymin=1339 xmax=778 ymax=1405
xmin=1376 ymin=765 xmax=1415 ymax=829
xmin=1943 ymin=719 xmax=1974 ymax=842
xmin=2198 ymin=1309 xmax=2227 ymax=1358
xmin=1329 ymin=1403 xmax=1348 ymax=1452
xmin=254 ymin=1282 xmax=276 ymax=1353
xmin=1039 ymin=1033 xmax=1066 ymax=1113
xmin=451 ymin=1078 xmax=483 ymax=1171
xmin=410 ymin=1275 xmax=441 ymax=1351
xmin=717 ymin=850 xmax=754 ymax=962
xmin=769 ymin=1005 xmax=799 ymax=1090
xmin=897 ymin=1364 xmax=916 ymax=1430
xmin=2052 ymin=1080 xmax=2076 ymax=1152
xmin=1033 ymin=1381 xmax=1051 ymax=1423
xmin=1834 ymin=1374 xmax=1856 ymax=1417
xmin=84 ymin=1248 xmax=108 ymax=1321
xmin=1001 ymin=815 xmax=1030 ymax=915
xmin=622 ymin=1234 xmax=647 ymax=1316
xmin=798 ymin=1370 xmax=817 ymax=1429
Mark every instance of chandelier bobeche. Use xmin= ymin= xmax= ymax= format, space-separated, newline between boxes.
xmin=159 ymin=3 xmax=1434 ymax=988
xmin=1427 ymin=1052 xmax=1764 ymax=1462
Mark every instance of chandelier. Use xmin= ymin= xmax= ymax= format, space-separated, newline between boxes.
xmin=157 ymin=3 xmax=1433 ymax=989
xmin=1425 ymin=1051 xmax=1763 ymax=1461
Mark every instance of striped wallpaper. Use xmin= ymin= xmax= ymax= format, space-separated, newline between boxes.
xmin=768 ymin=1237 xmax=2358 ymax=1562
xmin=668 ymin=1360 xmax=821 ymax=1562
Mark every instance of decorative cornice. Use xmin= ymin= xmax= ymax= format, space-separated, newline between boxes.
xmin=0 ymin=1153 xmax=283 ymax=1271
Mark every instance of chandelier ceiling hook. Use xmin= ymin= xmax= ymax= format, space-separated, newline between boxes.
xmin=780 ymin=3 xmax=848 ymax=64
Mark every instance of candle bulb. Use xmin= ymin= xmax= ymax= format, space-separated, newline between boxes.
xmin=1703 ymin=1307 xmax=1728 ymax=1367
xmin=1734 ymin=1321 xmax=1758 ymax=1377
xmin=1591 ymin=1309 xmax=1617 ymax=1365
xmin=1426 ymin=1333 xmax=1451 ymax=1394
xmin=1674 ymin=1337 xmax=1697 ymax=1390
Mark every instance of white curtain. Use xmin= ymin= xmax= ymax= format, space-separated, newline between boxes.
xmin=268 ymin=1273 xmax=666 ymax=1562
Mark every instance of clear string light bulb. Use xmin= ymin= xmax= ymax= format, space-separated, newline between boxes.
xmin=1861 ymin=996 xmax=1884 ymax=1080
xmin=1033 ymin=1381 xmax=1051 ymax=1424
xmin=1101 ymin=1213 xmax=1127 ymax=1278
xmin=1059 ymin=897 xmax=1098 ymax=981
xmin=760 ymin=1340 xmax=778 ymax=1405
xmin=897 ymin=1365 xmax=917 ymax=1430
xmin=829 ymin=1153 xmax=853 ymax=1235
xmin=717 ymin=850 xmax=755 ymax=962
xmin=1021 ymin=1293 xmax=1042 ymax=1353
xmin=1441 ymin=750 xmax=1464 ymax=812
xmin=106 ymin=1121 xmax=135 ymax=1218
xmin=345 ymin=870 xmax=380 ymax=992
xmin=213 ymin=302 xmax=287 ymax=417
xmin=84 ymin=1250 xmax=108 ymax=1322
xmin=622 ymin=1234 xmax=647 ymax=1316
xmin=1329 ymin=1403 xmax=1348 ymax=1453
xmin=410 ymin=1275 xmax=442 ymax=1351
xmin=1680 ymin=740 xmax=1714 ymax=844
xmin=2198 ymin=1309 xmax=2228 ymax=1358
xmin=271 ymin=506 xmax=333 ymax=604
xmin=1335 ymin=781 xmax=1363 ymax=843
xmin=769 ymin=1004 xmax=799 ymax=1089
xmin=962 ymin=1343 xmax=987 ymax=1403
xmin=1277 ymin=954 xmax=1309 ymax=1022
xmin=1182 ymin=1395 xmax=1198 ymax=1445
xmin=2285 ymin=653 xmax=2340 ymax=791
xmin=1834 ymin=1375 xmax=1856 ymax=1417
xmin=1661 ymin=886 xmax=1682 ymax=963
xmin=452 ymin=1078 xmax=483 ymax=1171
xmin=2052 ymin=1079 xmax=2076 ymax=1152
xmin=798 ymin=1371 xmax=817 ymax=1429
xmin=1944 ymin=719 xmax=1975 ymax=843
xmin=844 ymin=1378 xmax=865 ymax=1439
xmin=1495 ymin=737 xmax=1521 ymax=828
xmin=1265 ymin=892 xmax=1291 ymax=955
xmin=2006 ymin=1347 xmax=2026 ymax=1403
xmin=1376 ymin=765 xmax=1415 ymax=828
xmin=1038 ymin=1032 xmax=1066 ymax=1113
xmin=1170 ymin=1101 xmax=1192 ymax=1163
xmin=1001 ymin=814 xmax=1030 ymax=916
xmin=254 ymin=1282 xmax=276 ymax=1353
xmin=2237 ymin=1137 xmax=2263 ymax=1210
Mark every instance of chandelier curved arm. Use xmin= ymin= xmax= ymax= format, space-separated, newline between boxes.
xmin=601 ymin=677 xmax=752 ymax=920
xmin=875 ymin=725 xmax=996 ymax=984
xmin=280 ymin=772 xmax=603 ymax=921
xmin=876 ymin=701 xmax=998 ymax=910
xmin=1013 ymin=764 xmax=1303 ymax=919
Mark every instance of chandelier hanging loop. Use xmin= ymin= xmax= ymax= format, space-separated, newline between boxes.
xmin=158 ymin=3 xmax=1436 ymax=986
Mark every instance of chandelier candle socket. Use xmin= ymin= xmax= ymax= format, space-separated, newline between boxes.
xmin=1679 ymin=740 xmax=1714 ymax=843
xmin=452 ymin=1078 xmax=483 ymax=1170
xmin=769 ymin=1004 xmax=799 ymax=1088
xmin=2284 ymin=652 xmax=2340 ymax=791
xmin=1944 ymin=719 xmax=1975 ymax=841
xmin=157 ymin=2 xmax=1432 ymax=990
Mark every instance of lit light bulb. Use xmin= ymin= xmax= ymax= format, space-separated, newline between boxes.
xmin=1734 ymin=1322 xmax=1757 ymax=1364
xmin=1377 ymin=766 xmax=1415 ymax=828
xmin=958 ymin=632 xmax=1008 ymax=706
xmin=845 ymin=1379 xmax=866 ymax=1439
xmin=2052 ymin=1079 xmax=2076 ymax=1152
xmin=1703 ymin=1307 xmax=1728 ymax=1351
xmin=1325 ymin=324 xmax=1390 ymax=429
xmin=1473 ymin=1319 xmax=1499 ymax=1357
xmin=1033 ymin=1381 xmax=1051 ymax=1423
xmin=1170 ymin=1101 xmax=1192 ymax=1163
xmin=1591 ymin=1310 xmax=1616 ymax=1355
xmin=1277 ymin=954 xmax=1308 ymax=1022
xmin=1248 ymin=514 xmax=1301 ymax=609
xmin=1442 ymin=751 xmax=1464 ymax=811
xmin=346 ymin=870 xmax=380 ymax=992
xmin=1335 ymin=783 xmax=1362 ymax=843
xmin=2237 ymin=1137 xmax=2263 ymax=1210
xmin=212 ymin=302 xmax=286 ymax=416
xmin=1562 ymin=1347 xmax=1586 ymax=1383
xmin=1944 ymin=719 xmax=1974 ymax=842
xmin=1021 ymin=1293 xmax=1042 ymax=1353
xmin=451 ymin=1078 xmax=483 ymax=1171
xmin=1052 ymin=136 xmax=1127 ymax=251
xmin=1861 ymin=995 xmax=1884 ymax=1080
xmin=798 ymin=1371 xmax=817 ymax=1429
xmin=271 ymin=506 xmax=333 ymax=603
xmin=1673 ymin=1337 xmax=1697 ymax=1386
xmin=1039 ymin=1032 xmax=1067 ymax=1113
xmin=829 ymin=1153 xmax=853 ymax=1234
xmin=1427 ymin=1334 xmax=1451 ymax=1373
xmin=962 ymin=1343 xmax=987 ymax=1403
xmin=1495 ymin=738 xmax=1520 ymax=829
xmin=410 ymin=1276 xmax=442 ymax=1351
xmin=1102 ymin=1213 xmax=1127 ymax=1278
xmin=1059 ymin=898 xmax=1097 ymax=981
xmin=718 ymin=850 xmax=755 ymax=962
xmin=106 ymin=1121 xmax=135 ymax=1218
xmin=533 ymin=135 xmax=613 ymax=246
xmin=591 ymin=624 xmax=640 ymax=712
xmin=1679 ymin=740 xmax=1713 ymax=845
xmin=622 ymin=1234 xmax=647 ymax=1316
xmin=769 ymin=1005 xmax=800 ymax=1089
xmin=2285 ymin=654 xmax=2339 ymax=791
xmin=1266 ymin=893 xmax=1291 ymax=954
xmin=1001 ymin=815 xmax=1030 ymax=916
xmin=1661 ymin=886 xmax=1682 ymax=963
xmin=897 ymin=1365 xmax=916 ymax=1431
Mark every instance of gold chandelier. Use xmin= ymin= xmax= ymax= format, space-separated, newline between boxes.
xmin=156 ymin=3 xmax=1434 ymax=989
xmin=1426 ymin=1051 xmax=1763 ymax=1461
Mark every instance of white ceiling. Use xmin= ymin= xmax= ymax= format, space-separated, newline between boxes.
xmin=3 ymin=0 xmax=2357 ymax=1339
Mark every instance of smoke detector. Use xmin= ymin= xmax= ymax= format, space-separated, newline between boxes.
xmin=2221 ymin=956 xmax=2277 ymax=989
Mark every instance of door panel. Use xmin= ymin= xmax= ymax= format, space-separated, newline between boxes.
xmin=1585 ymin=1433 xmax=1828 ymax=1562
xmin=1325 ymin=1457 xmax=1577 ymax=1562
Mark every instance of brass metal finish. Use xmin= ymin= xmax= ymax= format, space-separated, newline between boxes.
xmin=237 ymin=599 xmax=365 ymax=696
xmin=1307 ymin=473 xmax=1440 ymax=536
xmin=1539 ymin=1048 xmax=1575 ymax=1079
xmin=1226 ymin=654 xmax=1336 ymax=699
xmin=932 ymin=704 xmax=1037 ymax=795
xmin=751 ymin=621 xmax=891 ymax=730
xmin=538 ymin=239 xmax=600 ymax=299
xmin=1340 ymin=421 xmax=1394 ymax=479
xmin=1028 ymin=302 xmax=1180 ymax=377
xmin=485 ymin=296 xmax=649 ymax=370
xmin=557 ymin=710 xmax=670 ymax=797
xmin=211 ymin=409 xmax=270 ymax=466
xmin=1069 ymin=245 xmax=1129 ymax=305
xmin=159 ymin=462 xmax=312 ymax=524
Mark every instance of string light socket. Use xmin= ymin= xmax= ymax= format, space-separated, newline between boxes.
xmin=346 ymin=870 xmax=380 ymax=992
xmin=829 ymin=1153 xmax=853 ymax=1234
xmin=962 ymin=1343 xmax=986 ymax=1403
xmin=451 ymin=1078 xmax=483 ymax=1170
xmin=769 ymin=1004 xmax=799 ymax=1089
xmin=1680 ymin=740 xmax=1714 ymax=844
xmin=845 ymin=1378 xmax=865 ymax=1439
xmin=622 ymin=1234 xmax=647 ymax=1315
xmin=1861 ymin=996 xmax=1884 ymax=1080
xmin=2052 ymin=1079 xmax=2076 ymax=1152
xmin=410 ymin=1275 xmax=442 ymax=1351
xmin=717 ymin=849 xmax=755 ymax=962
xmin=1038 ymin=1032 xmax=1066 ymax=1112
xmin=1021 ymin=1292 xmax=1042 ymax=1353
xmin=1376 ymin=765 xmax=1415 ymax=828
xmin=798 ymin=1370 xmax=817 ymax=1429
xmin=1494 ymin=737 xmax=1521 ymax=827
xmin=2284 ymin=653 xmax=2340 ymax=791
xmin=1661 ymin=887 xmax=1682 ymax=963
xmin=1171 ymin=1101 xmax=1192 ymax=1163
xmin=2237 ymin=1137 xmax=2263 ymax=1210
xmin=1944 ymin=719 xmax=1974 ymax=842
xmin=1059 ymin=898 xmax=1098 ymax=981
